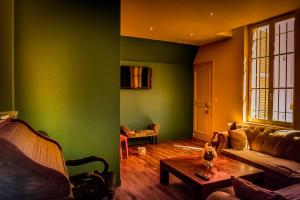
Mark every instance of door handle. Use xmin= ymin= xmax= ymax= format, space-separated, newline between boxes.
xmin=204 ymin=103 xmax=209 ymax=114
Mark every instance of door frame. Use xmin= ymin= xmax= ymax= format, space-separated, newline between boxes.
xmin=193 ymin=61 xmax=214 ymax=141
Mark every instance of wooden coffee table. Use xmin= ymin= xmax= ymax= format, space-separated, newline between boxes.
xmin=160 ymin=154 xmax=264 ymax=199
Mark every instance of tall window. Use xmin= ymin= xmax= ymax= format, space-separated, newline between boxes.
xmin=249 ymin=15 xmax=295 ymax=125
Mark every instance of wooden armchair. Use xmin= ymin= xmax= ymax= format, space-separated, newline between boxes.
xmin=0 ymin=118 xmax=115 ymax=200
xmin=66 ymin=156 xmax=116 ymax=200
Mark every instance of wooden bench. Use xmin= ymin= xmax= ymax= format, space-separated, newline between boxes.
xmin=121 ymin=124 xmax=160 ymax=144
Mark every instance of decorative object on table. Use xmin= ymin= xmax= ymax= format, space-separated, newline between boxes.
xmin=202 ymin=142 xmax=217 ymax=169
xmin=137 ymin=146 xmax=146 ymax=155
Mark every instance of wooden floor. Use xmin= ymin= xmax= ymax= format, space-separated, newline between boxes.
xmin=115 ymin=139 xmax=205 ymax=200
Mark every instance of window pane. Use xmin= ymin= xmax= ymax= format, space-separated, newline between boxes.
xmin=286 ymin=113 xmax=293 ymax=123
xmin=258 ymin=89 xmax=268 ymax=120
xmin=252 ymin=40 xmax=257 ymax=58
xmin=275 ymin=23 xmax=279 ymax=34
xmin=287 ymin=18 xmax=295 ymax=32
xmin=280 ymin=33 xmax=286 ymax=54
xmin=273 ymin=56 xmax=279 ymax=88
xmin=273 ymin=89 xmax=278 ymax=112
xmin=260 ymin=37 xmax=268 ymax=57
xmin=256 ymin=89 xmax=260 ymax=116
xmin=253 ymin=31 xmax=257 ymax=40
xmin=279 ymin=21 xmax=287 ymax=33
xmin=273 ymin=89 xmax=279 ymax=120
xmin=253 ymin=25 xmax=269 ymax=56
xmin=279 ymin=112 xmax=285 ymax=121
xmin=274 ymin=34 xmax=279 ymax=55
xmin=279 ymin=55 xmax=286 ymax=88
xmin=273 ymin=111 xmax=278 ymax=121
xmin=251 ymin=59 xmax=257 ymax=88
xmin=287 ymin=32 xmax=294 ymax=53
xmin=287 ymin=54 xmax=294 ymax=87
xmin=286 ymin=89 xmax=293 ymax=113
xmin=251 ymin=89 xmax=257 ymax=119
xmin=279 ymin=89 xmax=285 ymax=113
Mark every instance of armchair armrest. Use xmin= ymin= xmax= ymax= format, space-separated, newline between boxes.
xmin=66 ymin=156 xmax=109 ymax=174
xmin=211 ymin=131 xmax=229 ymax=153
xmin=69 ymin=172 xmax=105 ymax=186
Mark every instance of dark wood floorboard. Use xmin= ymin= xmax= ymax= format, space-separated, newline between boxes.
xmin=115 ymin=139 xmax=205 ymax=200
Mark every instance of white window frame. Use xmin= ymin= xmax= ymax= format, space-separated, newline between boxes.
xmin=248 ymin=13 xmax=296 ymax=127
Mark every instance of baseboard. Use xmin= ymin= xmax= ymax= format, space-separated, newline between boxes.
xmin=193 ymin=132 xmax=210 ymax=141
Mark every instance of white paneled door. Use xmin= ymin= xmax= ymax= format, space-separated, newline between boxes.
xmin=193 ymin=62 xmax=213 ymax=141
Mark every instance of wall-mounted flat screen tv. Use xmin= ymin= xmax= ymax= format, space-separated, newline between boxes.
xmin=120 ymin=66 xmax=152 ymax=89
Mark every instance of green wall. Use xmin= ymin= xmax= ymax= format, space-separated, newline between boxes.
xmin=120 ymin=36 xmax=197 ymax=142
xmin=0 ymin=0 xmax=14 ymax=111
xmin=14 ymin=0 xmax=120 ymax=182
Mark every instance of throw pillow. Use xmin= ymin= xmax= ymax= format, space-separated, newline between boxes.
xmin=229 ymin=128 xmax=249 ymax=150
xmin=231 ymin=177 xmax=286 ymax=200
xmin=121 ymin=126 xmax=133 ymax=136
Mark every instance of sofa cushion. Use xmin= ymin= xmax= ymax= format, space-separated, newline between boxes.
xmin=222 ymin=149 xmax=300 ymax=185
xmin=275 ymin=183 xmax=300 ymax=200
xmin=229 ymin=129 xmax=249 ymax=150
xmin=245 ymin=126 xmax=265 ymax=148
xmin=248 ymin=129 xmax=300 ymax=163
xmin=231 ymin=177 xmax=286 ymax=200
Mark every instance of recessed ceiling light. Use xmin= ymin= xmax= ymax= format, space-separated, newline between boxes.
xmin=150 ymin=27 xmax=153 ymax=31
xmin=190 ymin=33 xmax=194 ymax=37
xmin=209 ymin=12 xmax=214 ymax=16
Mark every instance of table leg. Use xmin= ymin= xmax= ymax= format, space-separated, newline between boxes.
xmin=196 ymin=188 xmax=209 ymax=200
xmin=160 ymin=167 xmax=169 ymax=185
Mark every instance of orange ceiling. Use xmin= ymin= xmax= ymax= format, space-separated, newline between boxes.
xmin=121 ymin=0 xmax=300 ymax=46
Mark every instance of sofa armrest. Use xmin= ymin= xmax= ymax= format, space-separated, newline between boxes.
xmin=211 ymin=131 xmax=229 ymax=153
xmin=66 ymin=156 xmax=109 ymax=174
xmin=207 ymin=191 xmax=240 ymax=200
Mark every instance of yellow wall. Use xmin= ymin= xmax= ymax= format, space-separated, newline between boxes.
xmin=194 ymin=27 xmax=245 ymax=132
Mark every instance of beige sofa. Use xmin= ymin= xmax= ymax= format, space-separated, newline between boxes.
xmin=212 ymin=123 xmax=300 ymax=189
